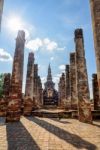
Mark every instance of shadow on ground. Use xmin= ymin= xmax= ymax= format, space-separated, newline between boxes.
xmin=6 ymin=121 xmax=40 ymax=150
xmin=27 ymin=117 xmax=97 ymax=150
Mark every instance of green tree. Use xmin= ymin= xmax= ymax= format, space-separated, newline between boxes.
xmin=0 ymin=74 xmax=4 ymax=98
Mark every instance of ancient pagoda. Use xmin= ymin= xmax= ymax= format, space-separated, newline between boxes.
xmin=43 ymin=64 xmax=58 ymax=106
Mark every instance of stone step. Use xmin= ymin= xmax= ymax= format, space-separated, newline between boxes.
xmin=32 ymin=111 xmax=72 ymax=118
xmin=32 ymin=110 xmax=100 ymax=119
xmin=42 ymin=113 xmax=59 ymax=118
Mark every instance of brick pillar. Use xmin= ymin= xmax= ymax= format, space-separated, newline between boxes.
xmin=37 ymin=76 xmax=43 ymax=107
xmin=92 ymin=74 xmax=99 ymax=110
xmin=6 ymin=30 xmax=25 ymax=122
xmin=90 ymin=0 xmax=100 ymax=109
xmin=0 ymin=73 xmax=11 ymax=116
xmin=23 ymin=52 xmax=34 ymax=115
xmin=58 ymin=78 xmax=61 ymax=107
xmin=75 ymin=29 xmax=92 ymax=123
xmin=70 ymin=52 xmax=78 ymax=110
xmin=59 ymin=73 xmax=66 ymax=108
xmin=38 ymin=76 xmax=43 ymax=106
xmin=3 ymin=73 xmax=11 ymax=112
xmin=33 ymin=64 xmax=38 ymax=108
xmin=3 ymin=73 xmax=11 ymax=98
xmin=36 ymin=76 xmax=40 ymax=107
xmin=65 ymin=65 xmax=71 ymax=110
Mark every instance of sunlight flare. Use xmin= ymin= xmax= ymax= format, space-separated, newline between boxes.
xmin=7 ymin=17 xmax=23 ymax=31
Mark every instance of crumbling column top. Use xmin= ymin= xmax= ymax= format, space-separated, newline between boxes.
xmin=74 ymin=28 xmax=83 ymax=39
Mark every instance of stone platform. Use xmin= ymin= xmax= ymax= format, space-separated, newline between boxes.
xmin=32 ymin=109 xmax=100 ymax=119
xmin=0 ymin=116 xmax=100 ymax=150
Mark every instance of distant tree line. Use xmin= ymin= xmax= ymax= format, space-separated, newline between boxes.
xmin=0 ymin=74 xmax=4 ymax=98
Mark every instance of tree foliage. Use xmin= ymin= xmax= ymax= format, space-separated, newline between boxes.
xmin=0 ymin=74 xmax=4 ymax=98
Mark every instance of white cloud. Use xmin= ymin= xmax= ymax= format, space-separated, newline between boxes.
xmin=57 ymin=47 xmax=66 ymax=51
xmin=88 ymin=79 xmax=93 ymax=99
xmin=56 ymin=73 xmax=62 ymax=78
xmin=50 ymin=57 xmax=54 ymax=61
xmin=43 ymin=38 xmax=50 ymax=45
xmin=41 ymin=77 xmax=46 ymax=82
xmin=46 ymin=41 xmax=57 ymax=51
xmin=24 ymin=24 xmax=36 ymax=40
xmin=0 ymin=49 xmax=13 ymax=62
xmin=26 ymin=38 xmax=43 ymax=52
xmin=43 ymin=38 xmax=65 ymax=51
xmin=53 ymin=76 xmax=60 ymax=90
xmin=59 ymin=65 xmax=65 ymax=71
xmin=41 ymin=77 xmax=46 ymax=88
xmin=53 ymin=76 xmax=59 ymax=83
xmin=24 ymin=29 xmax=30 ymax=39
xmin=26 ymin=37 xmax=65 ymax=52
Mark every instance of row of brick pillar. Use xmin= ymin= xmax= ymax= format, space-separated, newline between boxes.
xmin=59 ymin=29 xmax=92 ymax=123
xmin=23 ymin=53 xmax=43 ymax=116
xmin=0 ymin=30 xmax=43 ymax=121
xmin=58 ymin=0 xmax=100 ymax=124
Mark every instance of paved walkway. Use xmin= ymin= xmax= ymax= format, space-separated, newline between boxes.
xmin=0 ymin=117 xmax=100 ymax=150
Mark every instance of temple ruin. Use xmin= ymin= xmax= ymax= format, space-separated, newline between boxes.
xmin=43 ymin=64 xmax=58 ymax=106
xmin=0 ymin=0 xmax=100 ymax=123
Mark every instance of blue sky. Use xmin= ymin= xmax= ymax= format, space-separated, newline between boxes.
xmin=0 ymin=0 xmax=96 ymax=97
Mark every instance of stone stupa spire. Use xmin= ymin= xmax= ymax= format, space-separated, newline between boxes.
xmin=47 ymin=64 xmax=52 ymax=81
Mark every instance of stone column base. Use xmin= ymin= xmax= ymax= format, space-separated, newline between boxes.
xmin=6 ymin=111 xmax=21 ymax=122
xmin=0 ymin=98 xmax=7 ymax=117
xmin=6 ymin=97 xmax=21 ymax=122
xmin=23 ymin=97 xmax=33 ymax=116
xmin=64 ymin=101 xmax=71 ymax=110
xmin=78 ymin=99 xmax=92 ymax=124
